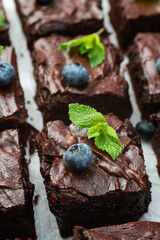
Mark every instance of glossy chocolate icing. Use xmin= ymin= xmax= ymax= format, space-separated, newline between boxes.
xmin=33 ymin=34 xmax=123 ymax=96
xmin=15 ymin=0 xmax=103 ymax=37
xmin=0 ymin=129 xmax=25 ymax=209
xmin=37 ymin=113 xmax=148 ymax=198
xmin=73 ymin=222 xmax=160 ymax=240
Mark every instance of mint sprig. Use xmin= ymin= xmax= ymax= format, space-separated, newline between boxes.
xmin=0 ymin=45 xmax=4 ymax=56
xmin=69 ymin=104 xmax=122 ymax=161
xmin=59 ymin=29 xmax=105 ymax=69
xmin=0 ymin=12 xmax=5 ymax=28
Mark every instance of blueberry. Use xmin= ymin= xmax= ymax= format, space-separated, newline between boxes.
xmin=156 ymin=58 xmax=160 ymax=72
xmin=136 ymin=120 xmax=156 ymax=140
xmin=62 ymin=63 xmax=89 ymax=86
xmin=37 ymin=0 xmax=51 ymax=4
xmin=65 ymin=143 xmax=93 ymax=171
xmin=0 ymin=62 xmax=15 ymax=87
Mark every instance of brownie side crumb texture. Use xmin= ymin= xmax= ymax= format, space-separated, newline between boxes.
xmin=35 ymin=113 xmax=151 ymax=237
xmin=0 ymin=1 xmax=10 ymax=46
xmin=73 ymin=221 xmax=160 ymax=240
xmin=15 ymin=0 xmax=104 ymax=49
xmin=32 ymin=33 xmax=132 ymax=125
xmin=128 ymin=33 xmax=160 ymax=120
xmin=0 ymin=129 xmax=36 ymax=239
xmin=109 ymin=0 xmax=160 ymax=51
xmin=0 ymin=46 xmax=28 ymax=130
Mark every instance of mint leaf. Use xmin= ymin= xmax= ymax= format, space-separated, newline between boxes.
xmin=69 ymin=103 xmax=122 ymax=160
xmin=0 ymin=12 xmax=5 ymax=28
xmin=0 ymin=45 xmax=4 ymax=56
xmin=59 ymin=29 xmax=106 ymax=68
xmin=69 ymin=103 xmax=106 ymax=128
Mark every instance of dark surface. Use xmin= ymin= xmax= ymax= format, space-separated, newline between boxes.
xmin=128 ymin=33 xmax=160 ymax=120
xmin=35 ymin=113 xmax=151 ymax=237
xmin=0 ymin=129 xmax=36 ymax=239
xmin=15 ymin=0 xmax=104 ymax=49
xmin=109 ymin=0 xmax=160 ymax=50
xmin=73 ymin=222 xmax=160 ymax=240
xmin=0 ymin=46 xmax=28 ymax=130
xmin=33 ymin=33 xmax=132 ymax=125
xmin=0 ymin=1 xmax=10 ymax=46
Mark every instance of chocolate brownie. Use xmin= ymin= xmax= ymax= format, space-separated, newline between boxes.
xmin=73 ymin=221 xmax=160 ymax=240
xmin=0 ymin=46 xmax=28 ymax=130
xmin=109 ymin=0 xmax=160 ymax=50
xmin=32 ymin=33 xmax=132 ymax=125
xmin=35 ymin=113 xmax=151 ymax=237
xmin=0 ymin=1 xmax=10 ymax=46
xmin=15 ymin=0 xmax=104 ymax=49
xmin=0 ymin=129 xmax=36 ymax=239
xmin=128 ymin=33 xmax=160 ymax=120
xmin=150 ymin=111 xmax=160 ymax=174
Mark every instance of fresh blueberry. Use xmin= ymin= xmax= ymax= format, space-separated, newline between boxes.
xmin=37 ymin=0 xmax=51 ymax=4
xmin=61 ymin=63 xmax=89 ymax=86
xmin=136 ymin=120 xmax=156 ymax=140
xmin=0 ymin=62 xmax=15 ymax=87
xmin=65 ymin=143 xmax=93 ymax=171
xmin=156 ymin=58 xmax=160 ymax=72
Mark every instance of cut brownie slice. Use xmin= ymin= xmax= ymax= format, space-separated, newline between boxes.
xmin=15 ymin=0 xmax=104 ymax=49
xmin=35 ymin=113 xmax=151 ymax=237
xmin=0 ymin=129 xmax=36 ymax=239
xmin=0 ymin=46 xmax=28 ymax=130
xmin=109 ymin=0 xmax=160 ymax=50
xmin=33 ymin=34 xmax=132 ymax=125
xmin=128 ymin=33 xmax=160 ymax=120
xmin=0 ymin=1 xmax=10 ymax=46
xmin=73 ymin=222 xmax=160 ymax=240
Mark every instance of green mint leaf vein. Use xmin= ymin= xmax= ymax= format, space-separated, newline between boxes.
xmin=0 ymin=45 xmax=4 ymax=56
xmin=0 ymin=12 xmax=5 ymax=28
xmin=69 ymin=103 xmax=122 ymax=161
xmin=58 ymin=29 xmax=105 ymax=68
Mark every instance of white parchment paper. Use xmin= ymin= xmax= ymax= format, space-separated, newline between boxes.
xmin=2 ymin=0 xmax=160 ymax=239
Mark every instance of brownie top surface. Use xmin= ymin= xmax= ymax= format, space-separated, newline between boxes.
xmin=0 ymin=1 xmax=9 ymax=32
xmin=0 ymin=47 xmax=24 ymax=119
xmin=0 ymin=129 xmax=25 ymax=209
xmin=36 ymin=113 xmax=148 ymax=197
xmin=33 ymin=34 xmax=125 ymax=97
xmin=74 ymin=222 xmax=160 ymax=240
xmin=132 ymin=33 xmax=160 ymax=96
xmin=16 ymin=0 xmax=103 ymax=35
xmin=116 ymin=0 xmax=160 ymax=20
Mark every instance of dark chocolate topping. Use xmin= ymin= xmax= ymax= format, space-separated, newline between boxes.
xmin=34 ymin=34 xmax=123 ymax=96
xmin=133 ymin=33 xmax=160 ymax=96
xmin=16 ymin=0 xmax=103 ymax=36
xmin=37 ymin=114 xmax=148 ymax=198
xmin=0 ymin=129 xmax=25 ymax=209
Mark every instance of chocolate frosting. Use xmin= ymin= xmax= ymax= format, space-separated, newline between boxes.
xmin=36 ymin=114 xmax=148 ymax=198
xmin=33 ymin=34 xmax=124 ymax=97
xmin=133 ymin=33 xmax=160 ymax=97
xmin=73 ymin=222 xmax=160 ymax=240
xmin=0 ymin=129 xmax=25 ymax=209
xmin=16 ymin=0 xmax=103 ymax=36
xmin=118 ymin=0 xmax=160 ymax=20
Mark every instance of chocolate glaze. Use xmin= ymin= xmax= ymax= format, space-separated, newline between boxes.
xmin=73 ymin=222 xmax=160 ymax=240
xmin=0 ymin=47 xmax=28 ymax=130
xmin=0 ymin=1 xmax=10 ymax=46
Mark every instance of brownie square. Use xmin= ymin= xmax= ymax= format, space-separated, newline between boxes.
xmin=15 ymin=0 xmax=104 ymax=49
xmin=35 ymin=113 xmax=151 ymax=237
xmin=128 ymin=33 xmax=160 ymax=120
xmin=0 ymin=129 xmax=36 ymax=239
xmin=73 ymin=222 xmax=160 ymax=240
xmin=0 ymin=46 xmax=28 ymax=130
xmin=0 ymin=1 xmax=10 ymax=46
xmin=32 ymin=33 xmax=132 ymax=125
xmin=109 ymin=0 xmax=160 ymax=50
